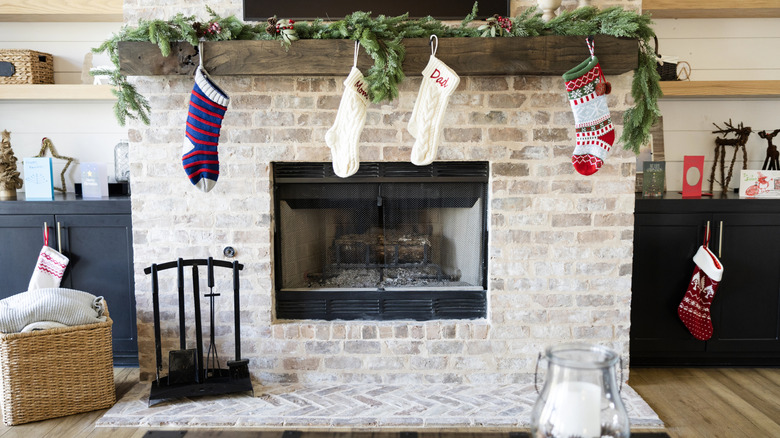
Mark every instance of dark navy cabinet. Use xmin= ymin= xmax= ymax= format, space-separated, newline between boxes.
xmin=631 ymin=193 xmax=780 ymax=366
xmin=0 ymin=195 xmax=138 ymax=366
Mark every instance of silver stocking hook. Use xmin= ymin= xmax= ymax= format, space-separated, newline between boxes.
xmin=353 ymin=40 xmax=360 ymax=68
xmin=198 ymin=41 xmax=212 ymax=78
xmin=429 ymin=34 xmax=438 ymax=56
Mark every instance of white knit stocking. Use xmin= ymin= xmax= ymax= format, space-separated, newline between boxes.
xmin=407 ymin=55 xmax=460 ymax=166
xmin=325 ymin=67 xmax=369 ymax=178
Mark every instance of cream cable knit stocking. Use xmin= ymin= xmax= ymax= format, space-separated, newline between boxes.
xmin=325 ymin=67 xmax=369 ymax=178
xmin=407 ymin=55 xmax=460 ymax=166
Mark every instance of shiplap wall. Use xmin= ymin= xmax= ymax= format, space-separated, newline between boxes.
xmin=0 ymin=22 xmax=126 ymax=191
xmin=3 ymin=16 xmax=779 ymax=193
xmin=654 ymin=18 xmax=780 ymax=192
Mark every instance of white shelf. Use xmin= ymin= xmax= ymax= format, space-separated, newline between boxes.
xmin=660 ymin=81 xmax=780 ymax=98
xmin=644 ymin=0 xmax=780 ymax=18
xmin=0 ymin=0 xmax=122 ymax=22
xmin=0 ymin=85 xmax=116 ymax=100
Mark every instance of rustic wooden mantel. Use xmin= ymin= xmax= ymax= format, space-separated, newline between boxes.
xmin=118 ymin=35 xmax=638 ymax=77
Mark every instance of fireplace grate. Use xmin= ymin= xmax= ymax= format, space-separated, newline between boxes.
xmin=276 ymin=290 xmax=486 ymax=321
xmin=274 ymin=162 xmax=488 ymax=182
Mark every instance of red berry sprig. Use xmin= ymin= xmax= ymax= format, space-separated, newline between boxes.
xmin=194 ymin=21 xmax=222 ymax=38
xmin=495 ymin=15 xmax=512 ymax=33
xmin=205 ymin=22 xmax=221 ymax=35
xmin=275 ymin=19 xmax=295 ymax=33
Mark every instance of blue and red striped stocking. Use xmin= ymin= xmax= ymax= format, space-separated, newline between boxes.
xmin=182 ymin=67 xmax=229 ymax=192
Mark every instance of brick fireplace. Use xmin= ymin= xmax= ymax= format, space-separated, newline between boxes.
xmin=126 ymin=0 xmax=638 ymax=384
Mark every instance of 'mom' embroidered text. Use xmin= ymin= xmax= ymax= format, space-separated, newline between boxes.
xmin=354 ymin=81 xmax=369 ymax=98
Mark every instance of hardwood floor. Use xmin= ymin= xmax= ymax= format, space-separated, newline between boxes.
xmin=0 ymin=368 xmax=147 ymax=438
xmin=0 ymin=367 xmax=777 ymax=437
xmin=628 ymin=368 xmax=780 ymax=438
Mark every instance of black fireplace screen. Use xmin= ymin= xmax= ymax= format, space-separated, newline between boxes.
xmin=273 ymin=162 xmax=488 ymax=321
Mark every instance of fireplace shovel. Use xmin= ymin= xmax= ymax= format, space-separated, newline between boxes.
xmin=226 ymin=259 xmax=250 ymax=380
xmin=168 ymin=260 xmax=199 ymax=385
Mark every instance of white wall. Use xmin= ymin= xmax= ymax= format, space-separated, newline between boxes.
xmin=653 ymin=18 xmax=780 ymax=192
xmin=0 ymin=22 xmax=128 ymax=191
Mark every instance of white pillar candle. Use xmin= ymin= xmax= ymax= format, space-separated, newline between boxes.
xmin=547 ymin=381 xmax=602 ymax=438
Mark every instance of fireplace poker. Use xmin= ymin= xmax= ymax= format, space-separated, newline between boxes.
xmin=204 ymin=257 xmax=221 ymax=379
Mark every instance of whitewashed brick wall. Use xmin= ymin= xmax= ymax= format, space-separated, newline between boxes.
xmin=125 ymin=0 xmax=638 ymax=383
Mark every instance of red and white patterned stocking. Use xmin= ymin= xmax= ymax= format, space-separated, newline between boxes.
xmin=678 ymin=244 xmax=723 ymax=341
xmin=28 ymin=225 xmax=68 ymax=290
xmin=562 ymin=38 xmax=615 ymax=176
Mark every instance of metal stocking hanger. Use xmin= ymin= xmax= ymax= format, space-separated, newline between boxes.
xmin=144 ymin=257 xmax=251 ymax=406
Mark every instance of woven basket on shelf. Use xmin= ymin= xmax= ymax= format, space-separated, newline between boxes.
xmin=0 ymin=49 xmax=54 ymax=84
xmin=653 ymin=36 xmax=677 ymax=81
xmin=0 ymin=301 xmax=115 ymax=426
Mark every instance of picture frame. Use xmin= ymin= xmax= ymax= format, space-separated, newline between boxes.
xmin=636 ymin=116 xmax=665 ymax=192
xmin=642 ymin=161 xmax=666 ymax=198
xmin=739 ymin=169 xmax=780 ymax=198
xmin=682 ymin=155 xmax=705 ymax=198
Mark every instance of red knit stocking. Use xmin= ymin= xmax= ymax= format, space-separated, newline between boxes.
xmin=678 ymin=244 xmax=723 ymax=340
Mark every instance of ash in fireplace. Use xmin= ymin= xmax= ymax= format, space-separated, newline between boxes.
xmin=316 ymin=268 xmax=380 ymax=288
xmin=309 ymin=266 xmax=467 ymax=289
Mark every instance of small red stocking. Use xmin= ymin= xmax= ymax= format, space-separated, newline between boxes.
xmin=678 ymin=242 xmax=723 ymax=341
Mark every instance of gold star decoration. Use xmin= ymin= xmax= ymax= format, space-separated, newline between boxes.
xmin=35 ymin=137 xmax=75 ymax=193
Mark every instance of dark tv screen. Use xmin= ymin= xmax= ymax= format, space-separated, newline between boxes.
xmin=243 ymin=0 xmax=509 ymax=21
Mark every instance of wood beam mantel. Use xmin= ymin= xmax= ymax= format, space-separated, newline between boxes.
xmin=118 ymin=36 xmax=638 ymax=77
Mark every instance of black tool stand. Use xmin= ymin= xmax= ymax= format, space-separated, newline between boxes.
xmin=144 ymin=257 xmax=253 ymax=406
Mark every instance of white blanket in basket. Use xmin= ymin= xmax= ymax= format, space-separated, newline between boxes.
xmin=0 ymin=288 xmax=106 ymax=333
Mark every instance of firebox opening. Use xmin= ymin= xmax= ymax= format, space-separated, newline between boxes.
xmin=273 ymin=162 xmax=488 ymax=321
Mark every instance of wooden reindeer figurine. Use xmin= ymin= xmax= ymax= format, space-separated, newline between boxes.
xmin=710 ymin=119 xmax=752 ymax=193
xmin=758 ymin=129 xmax=780 ymax=171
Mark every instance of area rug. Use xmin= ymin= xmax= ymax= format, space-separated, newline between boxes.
xmin=98 ymin=379 xmax=663 ymax=430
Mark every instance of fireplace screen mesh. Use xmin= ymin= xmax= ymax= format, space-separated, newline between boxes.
xmin=273 ymin=162 xmax=488 ymax=320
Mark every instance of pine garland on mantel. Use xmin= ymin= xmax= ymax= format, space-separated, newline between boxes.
xmin=92 ymin=3 xmax=661 ymax=154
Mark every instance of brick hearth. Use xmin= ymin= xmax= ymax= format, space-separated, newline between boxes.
xmin=97 ymin=379 xmax=662 ymax=429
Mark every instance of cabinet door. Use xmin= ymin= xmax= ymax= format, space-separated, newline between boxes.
xmin=0 ymin=215 xmax=55 ymax=298
xmin=631 ymin=213 xmax=710 ymax=364
xmin=707 ymin=213 xmax=780 ymax=359
xmin=57 ymin=214 xmax=137 ymax=365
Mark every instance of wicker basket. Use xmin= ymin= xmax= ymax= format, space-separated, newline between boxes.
xmin=0 ymin=301 xmax=115 ymax=425
xmin=0 ymin=49 xmax=54 ymax=84
xmin=653 ymin=36 xmax=677 ymax=81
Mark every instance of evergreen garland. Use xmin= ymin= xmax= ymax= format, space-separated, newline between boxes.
xmin=92 ymin=3 xmax=660 ymax=153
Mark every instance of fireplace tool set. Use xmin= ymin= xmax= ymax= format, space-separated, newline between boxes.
xmin=144 ymin=257 xmax=252 ymax=406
